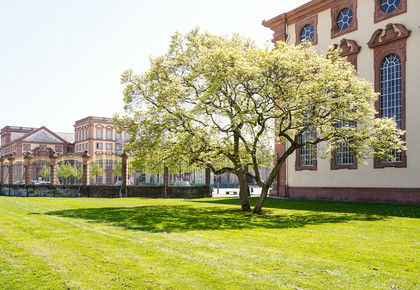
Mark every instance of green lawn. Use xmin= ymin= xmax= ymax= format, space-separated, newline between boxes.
xmin=0 ymin=196 xmax=418 ymax=289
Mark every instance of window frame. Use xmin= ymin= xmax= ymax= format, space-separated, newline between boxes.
xmin=374 ymin=0 xmax=407 ymax=23
xmin=368 ymin=23 xmax=410 ymax=168
xmin=295 ymin=128 xmax=318 ymax=171
xmin=331 ymin=0 xmax=358 ymax=39
xmin=295 ymin=14 xmax=318 ymax=45
xmin=106 ymin=129 xmax=112 ymax=140
xmin=96 ymin=128 xmax=103 ymax=139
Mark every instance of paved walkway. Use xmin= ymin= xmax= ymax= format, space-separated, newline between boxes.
xmin=211 ymin=187 xmax=264 ymax=197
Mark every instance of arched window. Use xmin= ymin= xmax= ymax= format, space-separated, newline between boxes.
xmin=380 ymin=54 xmax=402 ymax=162
xmin=368 ymin=23 xmax=409 ymax=168
xmin=380 ymin=54 xmax=402 ymax=128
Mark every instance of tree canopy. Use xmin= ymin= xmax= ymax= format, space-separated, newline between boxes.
xmin=114 ymin=28 xmax=405 ymax=212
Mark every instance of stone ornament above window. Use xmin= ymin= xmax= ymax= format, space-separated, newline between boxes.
xmin=367 ymin=23 xmax=411 ymax=49
xmin=374 ymin=0 xmax=407 ymax=23
xmin=331 ymin=0 xmax=358 ymax=39
xmin=333 ymin=38 xmax=361 ymax=69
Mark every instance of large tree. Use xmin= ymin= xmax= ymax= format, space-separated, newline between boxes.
xmin=114 ymin=29 xmax=405 ymax=213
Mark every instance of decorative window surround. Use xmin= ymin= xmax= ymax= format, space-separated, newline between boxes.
xmin=331 ymin=0 xmax=358 ymax=39
xmin=295 ymin=14 xmax=318 ymax=45
xmin=374 ymin=0 xmax=407 ymax=23
xmin=368 ymin=23 xmax=410 ymax=168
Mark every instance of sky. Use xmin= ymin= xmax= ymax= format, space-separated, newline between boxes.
xmin=0 ymin=0 xmax=310 ymax=133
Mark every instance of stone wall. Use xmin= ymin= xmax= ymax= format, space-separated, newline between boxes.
xmin=0 ymin=184 xmax=211 ymax=199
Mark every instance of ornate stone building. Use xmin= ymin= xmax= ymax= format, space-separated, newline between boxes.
xmin=73 ymin=116 xmax=130 ymax=185
xmin=263 ymin=0 xmax=419 ymax=204
xmin=0 ymin=126 xmax=74 ymax=158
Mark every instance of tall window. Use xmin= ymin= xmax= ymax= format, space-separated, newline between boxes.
xmin=331 ymin=118 xmax=357 ymax=170
xmin=368 ymin=23 xmax=409 ymax=168
xmin=96 ymin=128 xmax=103 ymax=139
xmin=106 ymin=130 xmax=112 ymax=140
xmin=296 ymin=126 xmax=317 ymax=171
xmin=300 ymin=130 xmax=315 ymax=167
xmin=380 ymin=54 xmax=402 ymax=128
xmin=380 ymin=54 xmax=402 ymax=162
xmin=336 ymin=143 xmax=353 ymax=165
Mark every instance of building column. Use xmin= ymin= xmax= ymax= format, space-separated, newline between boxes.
xmin=0 ymin=156 xmax=4 ymax=185
xmin=49 ymin=151 xmax=58 ymax=186
xmin=82 ymin=150 xmax=91 ymax=187
xmin=24 ymin=152 xmax=33 ymax=186
xmin=8 ymin=154 xmax=15 ymax=185
xmin=121 ymin=152 xmax=129 ymax=188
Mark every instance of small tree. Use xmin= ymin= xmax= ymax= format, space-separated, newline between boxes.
xmin=90 ymin=162 xmax=104 ymax=184
xmin=57 ymin=163 xmax=71 ymax=184
xmin=39 ymin=164 xmax=50 ymax=181
xmin=115 ymin=29 xmax=405 ymax=213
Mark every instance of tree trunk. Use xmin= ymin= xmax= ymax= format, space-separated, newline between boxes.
xmin=253 ymin=185 xmax=269 ymax=213
xmin=237 ymin=172 xmax=251 ymax=211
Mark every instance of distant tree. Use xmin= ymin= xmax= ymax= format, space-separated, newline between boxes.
xmin=112 ymin=161 xmax=137 ymax=177
xmin=90 ymin=162 xmax=104 ymax=184
xmin=57 ymin=163 xmax=82 ymax=184
xmin=57 ymin=163 xmax=70 ymax=184
xmin=114 ymin=29 xmax=405 ymax=213
xmin=39 ymin=164 xmax=50 ymax=180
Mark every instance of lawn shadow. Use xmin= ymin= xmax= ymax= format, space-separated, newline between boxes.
xmin=190 ymin=197 xmax=420 ymax=219
xmin=44 ymin=205 xmax=386 ymax=233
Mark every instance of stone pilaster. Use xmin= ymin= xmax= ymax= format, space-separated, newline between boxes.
xmin=82 ymin=150 xmax=91 ymax=187
xmin=49 ymin=151 xmax=58 ymax=186
xmin=24 ymin=152 xmax=33 ymax=186
xmin=8 ymin=154 xmax=15 ymax=185
xmin=121 ymin=152 xmax=129 ymax=188
xmin=0 ymin=156 xmax=4 ymax=185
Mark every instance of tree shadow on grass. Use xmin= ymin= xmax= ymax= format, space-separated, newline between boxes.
xmin=189 ymin=197 xmax=420 ymax=219
xmin=43 ymin=205 xmax=386 ymax=233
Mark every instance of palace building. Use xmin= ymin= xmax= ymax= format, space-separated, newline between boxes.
xmin=263 ymin=0 xmax=420 ymax=204
xmin=0 ymin=117 xmax=130 ymax=185
xmin=0 ymin=126 xmax=74 ymax=159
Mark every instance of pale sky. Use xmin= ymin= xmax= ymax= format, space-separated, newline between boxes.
xmin=0 ymin=0 xmax=310 ymax=133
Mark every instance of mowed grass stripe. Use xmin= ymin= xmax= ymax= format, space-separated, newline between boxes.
xmin=0 ymin=198 xmax=280 ymax=289
xmin=0 ymin=196 xmax=418 ymax=289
